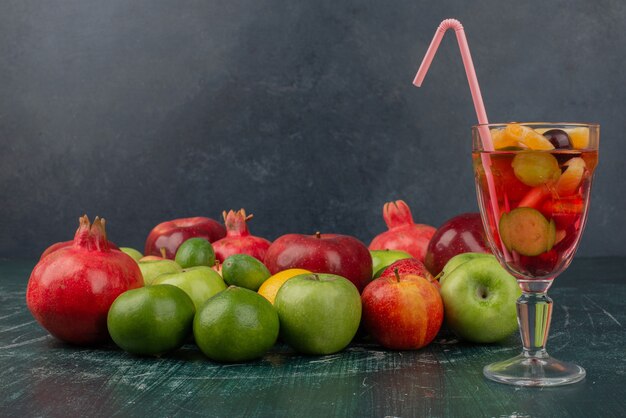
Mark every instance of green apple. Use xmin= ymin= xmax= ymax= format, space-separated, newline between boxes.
xmin=439 ymin=252 xmax=493 ymax=285
xmin=138 ymin=259 xmax=182 ymax=285
xmin=274 ymin=273 xmax=361 ymax=355
xmin=370 ymin=249 xmax=412 ymax=278
xmin=152 ymin=266 xmax=227 ymax=311
xmin=120 ymin=247 xmax=143 ymax=262
xmin=440 ymin=257 xmax=521 ymax=343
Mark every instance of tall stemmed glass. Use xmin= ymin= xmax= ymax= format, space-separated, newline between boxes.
xmin=473 ymin=122 xmax=599 ymax=386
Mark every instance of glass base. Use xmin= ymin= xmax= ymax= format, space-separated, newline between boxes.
xmin=484 ymin=352 xmax=586 ymax=387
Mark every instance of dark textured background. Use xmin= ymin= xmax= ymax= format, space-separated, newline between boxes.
xmin=0 ymin=0 xmax=623 ymax=258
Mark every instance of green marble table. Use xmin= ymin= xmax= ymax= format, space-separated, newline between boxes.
xmin=1 ymin=258 xmax=624 ymax=417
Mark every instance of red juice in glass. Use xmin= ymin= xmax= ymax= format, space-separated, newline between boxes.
xmin=473 ymin=123 xmax=599 ymax=282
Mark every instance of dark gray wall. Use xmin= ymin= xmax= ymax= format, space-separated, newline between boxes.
xmin=1 ymin=0 xmax=623 ymax=258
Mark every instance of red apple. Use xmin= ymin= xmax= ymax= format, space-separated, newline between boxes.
xmin=264 ymin=233 xmax=372 ymax=292
xmin=144 ymin=217 xmax=226 ymax=259
xmin=379 ymin=258 xmax=438 ymax=288
xmin=361 ymin=272 xmax=443 ymax=350
xmin=424 ymin=213 xmax=491 ymax=277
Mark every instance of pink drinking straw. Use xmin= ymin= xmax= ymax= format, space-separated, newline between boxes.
xmin=412 ymin=18 xmax=512 ymax=261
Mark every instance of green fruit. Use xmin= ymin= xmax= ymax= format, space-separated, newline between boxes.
xmin=152 ymin=266 xmax=226 ymax=311
xmin=107 ymin=285 xmax=195 ymax=356
xmin=222 ymin=254 xmax=271 ymax=291
xmin=440 ymin=257 xmax=521 ymax=343
xmin=439 ymin=252 xmax=493 ymax=285
xmin=511 ymin=152 xmax=561 ymax=187
xmin=499 ymin=207 xmax=556 ymax=256
xmin=120 ymin=247 xmax=143 ymax=262
xmin=370 ymin=250 xmax=412 ymax=278
xmin=194 ymin=286 xmax=279 ymax=362
xmin=274 ymin=273 xmax=361 ymax=355
xmin=138 ymin=259 xmax=182 ymax=285
xmin=175 ymin=238 xmax=215 ymax=268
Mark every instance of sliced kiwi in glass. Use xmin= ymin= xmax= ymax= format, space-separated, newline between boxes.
xmin=511 ymin=152 xmax=561 ymax=187
xmin=499 ymin=207 xmax=556 ymax=256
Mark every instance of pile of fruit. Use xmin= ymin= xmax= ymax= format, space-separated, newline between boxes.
xmin=26 ymin=201 xmax=521 ymax=361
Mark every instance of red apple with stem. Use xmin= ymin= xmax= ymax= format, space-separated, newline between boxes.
xmin=144 ymin=217 xmax=225 ymax=259
xmin=264 ymin=232 xmax=372 ymax=292
xmin=378 ymin=258 xmax=438 ymax=288
xmin=361 ymin=269 xmax=443 ymax=350
xmin=424 ymin=213 xmax=492 ymax=277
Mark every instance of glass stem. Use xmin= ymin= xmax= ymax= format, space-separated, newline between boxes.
xmin=517 ymin=292 xmax=553 ymax=358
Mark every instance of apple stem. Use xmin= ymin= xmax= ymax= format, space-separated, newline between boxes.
xmin=245 ymin=214 xmax=254 ymax=222
xmin=159 ymin=247 xmax=167 ymax=259
xmin=393 ymin=268 xmax=401 ymax=283
xmin=315 ymin=231 xmax=321 ymax=239
xmin=433 ymin=271 xmax=443 ymax=283
xmin=312 ymin=274 xmax=320 ymax=281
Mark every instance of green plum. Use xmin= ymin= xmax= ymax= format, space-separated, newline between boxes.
xmin=175 ymin=238 xmax=216 ymax=268
xmin=222 ymin=254 xmax=271 ymax=291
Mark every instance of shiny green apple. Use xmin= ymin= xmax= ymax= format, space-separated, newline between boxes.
xmin=275 ymin=273 xmax=361 ymax=355
xmin=138 ymin=259 xmax=182 ymax=285
xmin=152 ymin=266 xmax=227 ymax=311
xmin=439 ymin=252 xmax=493 ymax=285
xmin=370 ymin=249 xmax=412 ymax=278
xmin=440 ymin=257 xmax=520 ymax=343
xmin=120 ymin=247 xmax=143 ymax=262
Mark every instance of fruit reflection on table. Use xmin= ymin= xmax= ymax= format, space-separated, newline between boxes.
xmin=26 ymin=200 xmax=523 ymax=362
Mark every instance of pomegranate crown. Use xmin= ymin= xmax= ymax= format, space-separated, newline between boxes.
xmin=383 ymin=200 xmax=415 ymax=229
xmin=222 ymin=209 xmax=253 ymax=237
xmin=73 ymin=214 xmax=110 ymax=251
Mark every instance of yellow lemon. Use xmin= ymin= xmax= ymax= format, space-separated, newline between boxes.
xmin=258 ymin=268 xmax=311 ymax=304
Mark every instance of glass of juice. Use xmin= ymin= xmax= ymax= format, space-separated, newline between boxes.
xmin=472 ymin=122 xmax=599 ymax=386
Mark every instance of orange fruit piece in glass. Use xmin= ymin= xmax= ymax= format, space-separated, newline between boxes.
xmin=555 ymin=157 xmax=586 ymax=196
xmin=566 ymin=127 xmax=590 ymax=149
xmin=504 ymin=124 xmax=555 ymax=150
xmin=491 ymin=128 xmax=518 ymax=149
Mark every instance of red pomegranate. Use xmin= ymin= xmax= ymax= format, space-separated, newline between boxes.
xmin=369 ymin=200 xmax=436 ymax=263
xmin=212 ymin=209 xmax=271 ymax=263
xmin=40 ymin=239 xmax=119 ymax=260
xmin=26 ymin=215 xmax=144 ymax=345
